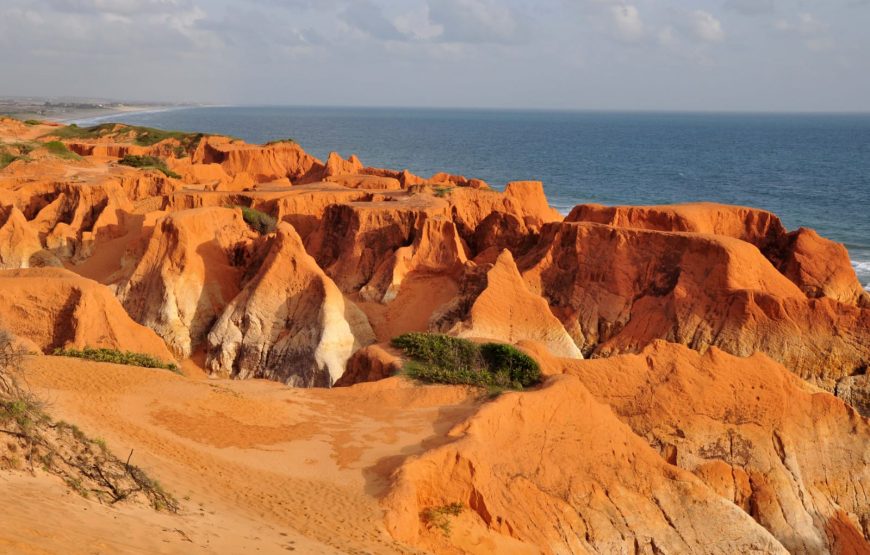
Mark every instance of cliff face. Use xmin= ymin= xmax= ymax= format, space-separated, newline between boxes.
xmin=205 ymin=223 xmax=375 ymax=386
xmin=519 ymin=220 xmax=870 ymax=395
xmin=384 ymin=342 xmax=869 ymax=554
xmin=1 ymin=118 xmax=868 ymax=554
xmin=0 ymin=267 xmax=173 ymax=360
xmin=568 ymin=202 xmax=869 ymax=307
xmin=2 ymin=121 xmax=866 ymax=399
xmin=115 ymin=207 xmax=258 ymax=359
xmin=384 ymin=372 xmax=790 ymax=554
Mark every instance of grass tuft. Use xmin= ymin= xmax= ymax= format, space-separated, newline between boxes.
xmin=422 ymin=503 xmax=464 ymax=536
xmin=432 ymin=186 xmax=454 ymax=198
xmin=391 ymin=333 xmax=541 ymax=391
xmin=1 ymin=330 xmax=178 ymax=512
xmin=118 ymin=154 xmax=181 ymax=178
xmin=264 ymin=138 xmax=296 ymax=146
xmin=52 ymin=347 xmax=180 ymax=374
xmin=41 ymin=141 xmax=82 ymax=161
xmin=0 ymin=149 xmax=17 ymax=170
xmin=239 ymin=206 xmax=277 ymax=235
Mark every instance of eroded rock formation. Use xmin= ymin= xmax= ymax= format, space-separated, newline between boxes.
xmin=1 ymin=118 xmax=868 ymax=554
xmin=115 ymin=207 xmax=258 ymax=358
xmin=0 ymin=267 xmax=173 ymax=360
xmin=519 ymin=220 xmax=870 ymax=395
xmin=205 ymin=223 xmax=375 ymax=386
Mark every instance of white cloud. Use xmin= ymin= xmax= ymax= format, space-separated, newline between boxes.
xmin=723 ymin=0 xmax=776 ymax=16
xmin=426 ymin=0 xmax=520 ymax=43
xmin=690 ymin=10 xmax=724 ymax=42
xmin=610 ymin=4 xmax=644 ymax=42
xmin=775 ymin=13 xmax=827 ymax=36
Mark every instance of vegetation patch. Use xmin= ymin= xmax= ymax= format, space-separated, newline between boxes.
xmin=47 ymin=123 xmax=204 ymax=152
xmin=118 ymin=154 xmax=181 ymax=178
xmin=24 ymin=119 xmax=42 ymax=126
xmin=239 ymin=206 xmax=278 ymax=235
xmin=422 ymin=503 xmax=464 ymax=536
xmin=264 ymin=138 xmax=296 ymax=146
xmin=41 ymin=140 xmax=81 ymax=161
xmin=52 ymin=347 xmax=180 ymax=374
xmin=0 ymin=148 xmax=17 ymax=170
xmin=391 ymin=332 xmax=541 ymax=391
xmin=1 ymin=331 xmax=178 ymax=511
xmin=432 ymin=186 xmax=454 ymax=198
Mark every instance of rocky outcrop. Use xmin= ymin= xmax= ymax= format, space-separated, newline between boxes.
xmin=568 ymin=202 xmax=869 ymax=307
xmin=115 ymin=207 xmax=258 ymax=358
xmin=322 ymin=152 xmax=363 ymax=178
xmin=432 ymin=250 xmax=582 ymax=358
xmin=0 ymin=267 xmax=173 ymax=360
xmin=192 ymin=136 xmax=325 ymax=184
xmin=305 ymin=195 xmax=453 ymax=294
xmin=520 ymin=221 xmax=870 ymax=392
xmin=360 ymin=167 xmax=425 ymax=188
xmin=333 ymin=343 xmax=402 ymax=387
xmin=429 ymin=172 xmax=489 ymax=190
xmin=205 ymin=223 xmax=375 ymax=386
xmin=557 ymin=341 xmax=870 ymax=554
xmin=0 ymin=205 xmax=43 ymax=268
xmin=359 ymin=214 xmax=468 ymax=303
xmin=449 ymin=180 xmax=562 ymax=256
xmin=772 ymin=227 xmax=870 ymax=307
xmin=567 ymin=202 xmax=787 ymax=250
xmin=383 ymin=373 xmax=788 ymax=554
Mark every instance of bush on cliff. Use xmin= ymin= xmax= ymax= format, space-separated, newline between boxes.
xmin=42 ymin=141 xmax=81 ymax=161
xmin=52 ymin=346 xmax=180 ymax=374
xmin=0 ymin=148 xmax=17 ymax=170
xmin=239 ymin=206 xmax=278 ymax=235
xmin=391 ymin=332 xmax=541 ymax=391
xmin=264 ymin=138 xmax=296 ymax=146
xmin=118 ymin=154 xmax=181 ymax=178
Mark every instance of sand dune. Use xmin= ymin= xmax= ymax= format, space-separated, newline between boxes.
xmin=4 ymin=356 xmax=479 ymax=554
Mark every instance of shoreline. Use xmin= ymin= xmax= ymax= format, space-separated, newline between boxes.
xmin=59 ymin=104 xmax=201 ymax=125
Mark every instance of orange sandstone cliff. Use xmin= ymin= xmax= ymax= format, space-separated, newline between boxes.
xmin=0 ymin=117 xmax=867 ymax=554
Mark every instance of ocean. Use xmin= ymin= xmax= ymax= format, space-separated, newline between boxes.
xmin=74 ymin=106 xmax=870 ymax=289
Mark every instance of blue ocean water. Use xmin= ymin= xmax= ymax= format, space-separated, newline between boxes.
xmin=75 ymin=106 xmax=870 ymax=288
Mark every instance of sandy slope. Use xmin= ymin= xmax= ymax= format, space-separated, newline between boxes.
xmin=2 ymin=355 xmax=481 ymax=554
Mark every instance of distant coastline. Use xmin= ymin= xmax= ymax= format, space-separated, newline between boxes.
xmin=0 ymin=96 xmax=204 ymax=125
xmin=63 ymin=104 xmax=203 ymax=125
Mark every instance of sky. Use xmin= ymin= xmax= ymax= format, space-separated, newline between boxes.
xmin=1 ymin=0 xmax=869 ymax=112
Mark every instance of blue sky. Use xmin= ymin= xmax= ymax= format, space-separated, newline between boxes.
xmin=2 ymin=0 xmax=869 ymax=111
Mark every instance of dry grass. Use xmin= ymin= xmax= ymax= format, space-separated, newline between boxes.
xmin=1 ymin=330 xmax=178 ymax=512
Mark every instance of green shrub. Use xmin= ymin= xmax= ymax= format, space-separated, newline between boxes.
xmin=239 ymin=206 xmax=277 ymax=235
xmin=391 ymin=332 xmax=481 ymax=372
xmin=52 ymin=347 xmax=179 ymax=374
xmin=432 ymin=186 xmax=454 ymax=198
xmin=24 ymin=119 xmax=42 ymax=126
xmin=391 ymin=333 xmax=541 ymax=391
xmin=42 ymin=141 xmax=81 ymax=160
xmin=479 ymin=343 xmax=541 ymax=388
xmin=118 ymin=154 xmax=180 ymax=178
xmin=0 ymin=149 xmax=17 ymax=170
xmin=422 ymin=503 xmax=464 ymax=536
xmin=265 ymin=138 xmax=295 ymax=146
